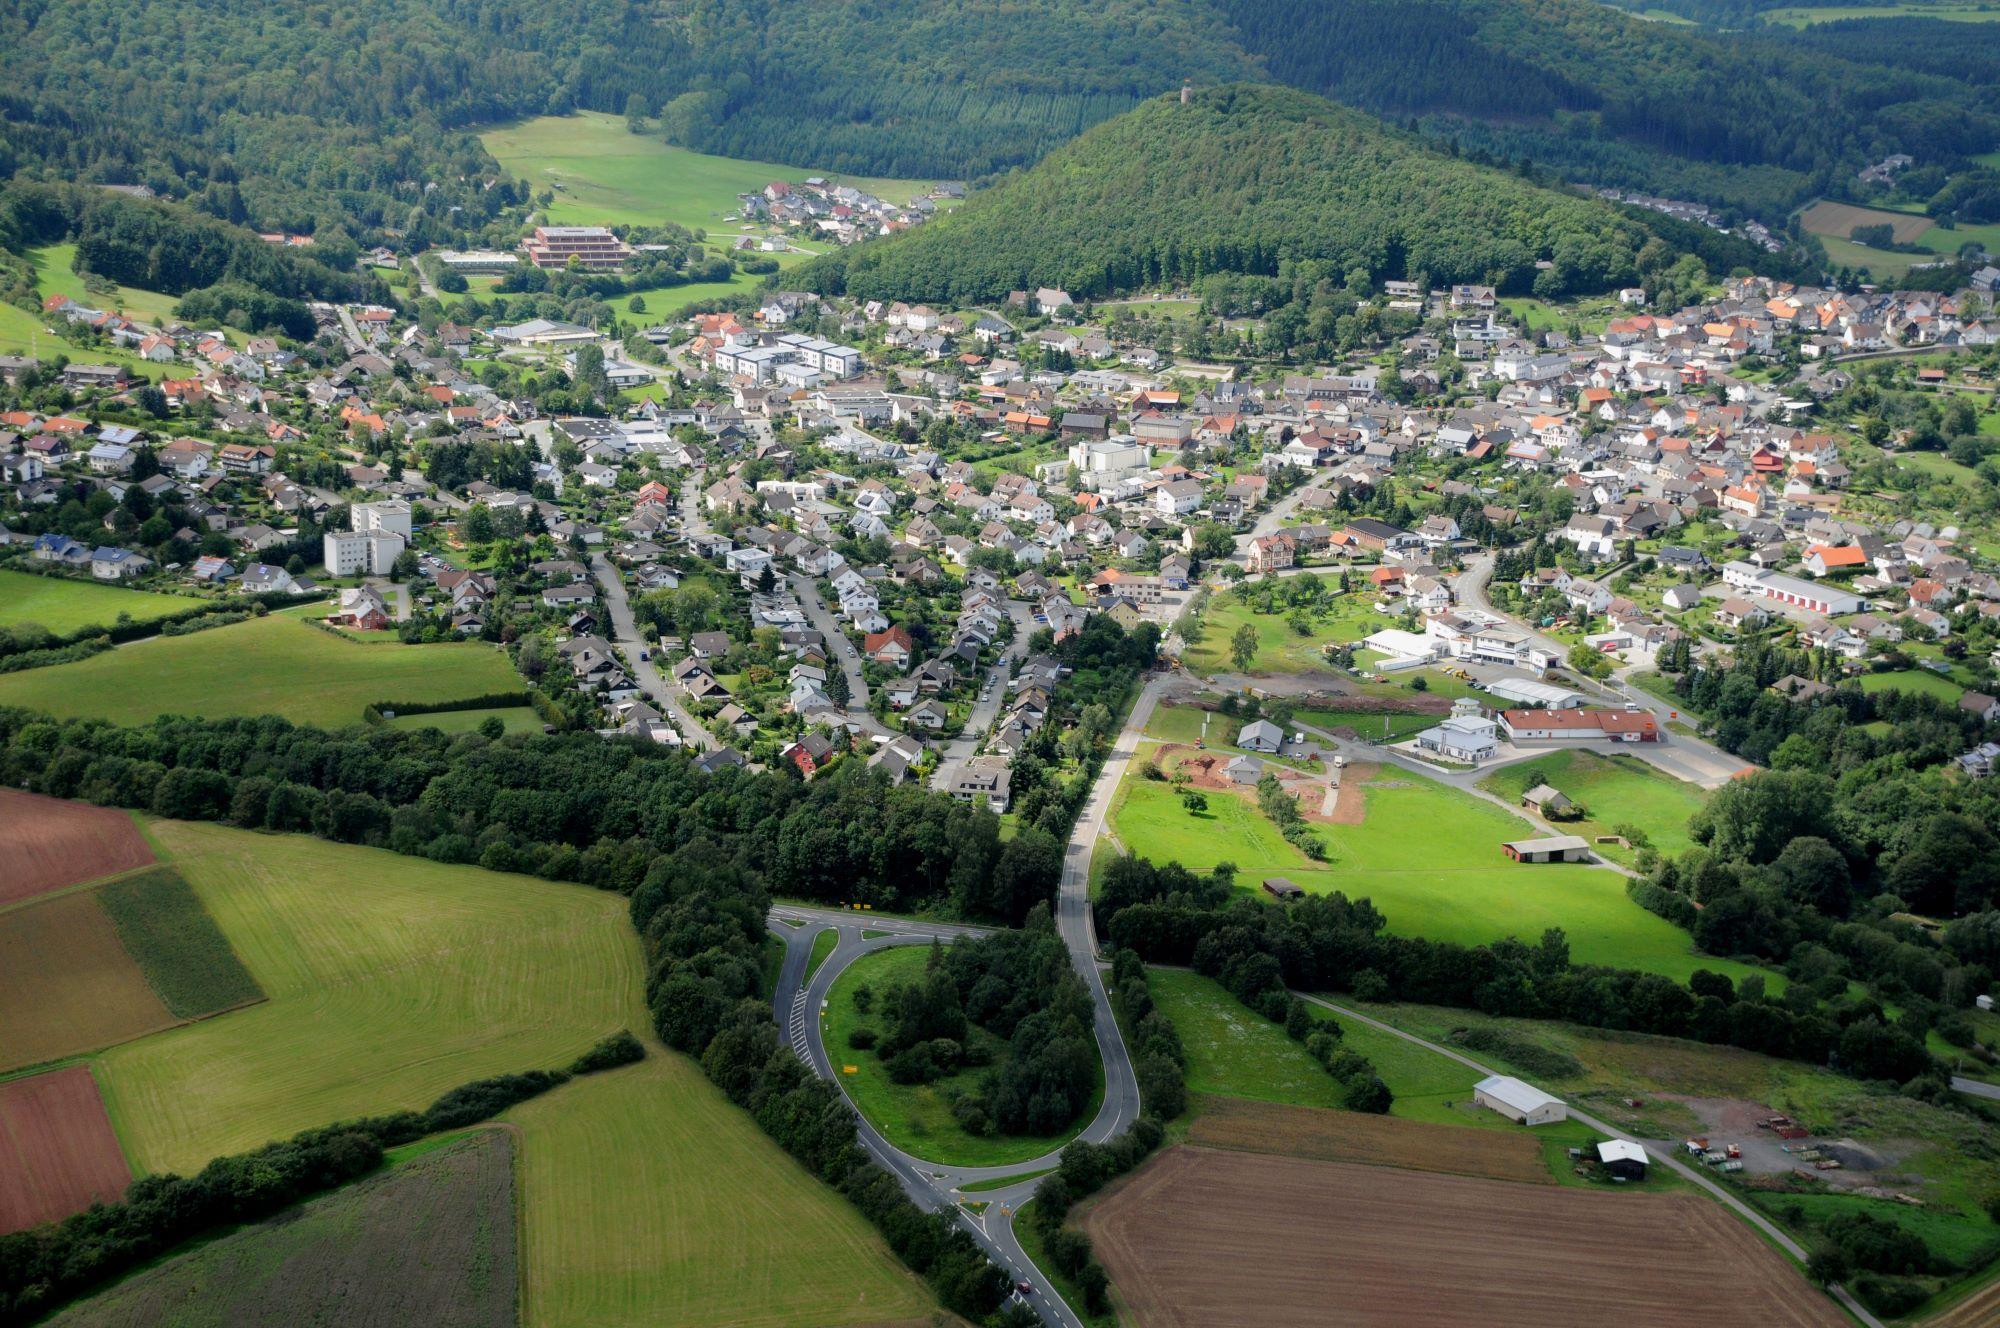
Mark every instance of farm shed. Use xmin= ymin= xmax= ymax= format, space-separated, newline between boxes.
xmin=1597 ymin=1139 xmax=1649 ymax=1181
xmin=1472 ymin=1075 xmax=1567 ymax=1126
xmin=1502 ymin=835 xmax=1591 ymax=863
xmin=1521 ymin=784 xmax=1573 ymax=816
xmin=1261 ymin=877 xmax=1305 ymax=901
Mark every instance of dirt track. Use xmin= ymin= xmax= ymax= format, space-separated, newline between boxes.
xmin=1083 ymin=1145 xmax=1845 ymax=1328
xmin=0 ymin=788 xmax=155 ymax=905
xmin=0 ymin=1066 xmax=132 ymax=1234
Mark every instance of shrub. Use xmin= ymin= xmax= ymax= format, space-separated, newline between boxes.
xmin=847 ymin=1025 xmax=879 ymax=1050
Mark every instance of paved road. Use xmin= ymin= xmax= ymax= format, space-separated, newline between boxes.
xmin=1954 ymin=1075 xmax=2000 ymax=1102
xmin=766 ymin=678 xmax=1166 ymax=1327
xmin=1299 ymin=993 xmax=1886 ymax=1328
xmin=589 ymin=551 xmax=716 ymax=750
xmin=930 ymin=599 xmax=1037 ymax=790
xmin=790 ymin=573 xmax=873 ymax=710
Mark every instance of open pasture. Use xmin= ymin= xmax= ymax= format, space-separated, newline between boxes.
xmin=0 ymin=889 xmax=175 ymax=1072
xmin=0 ymin=613 xmax=520 ymax=729
xmin=0 ymin=1068 xmax=131 ymax=1235
xmin=1797 ymin=200 xmax=1934 ymax=245
xmin=1082 ymin=1146 xmax=1844 ymax=1327
xmin=0 ymin=788 xmax=155 ymax=905
xmin=1479 ymin=748 xmax=1709 ymax=865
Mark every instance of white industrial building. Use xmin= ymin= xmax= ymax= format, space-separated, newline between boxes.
xmin=1066 ymin=435 xmax=1151 ymax=490
xmin=1472 ymin=1075 xmax=1567 ymax=1126
xmin=711 ymin=332 xmax=862 ymax=384
xmin=1484 ymin=676 xmax=1588 ymax=709
xmin=1415 ymin=712 xmax=1499 ymax=763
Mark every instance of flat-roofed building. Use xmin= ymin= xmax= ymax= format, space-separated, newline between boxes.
xmin=523 ymin=226 xmax=634 ymax=271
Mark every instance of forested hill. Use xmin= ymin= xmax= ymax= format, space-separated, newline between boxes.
xmin=794 ymin=85 xmax=1709 ymax=306
xmin=2 ymin=0 xmax=1996 ymax=249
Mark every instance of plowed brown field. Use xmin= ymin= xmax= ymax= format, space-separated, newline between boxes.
xmin=0 ymin=890 xmax=175 ymax=1071
xmin=0 ymin=789 xmax=154 ymax=905
xmin=0 ymin=1067 xmax=132 ymax=1234
xmin=1083 ymin=1145 xmax=1844 ymax=1328
xmin=1188 ymin=1095 xmax=1550 ymax=1184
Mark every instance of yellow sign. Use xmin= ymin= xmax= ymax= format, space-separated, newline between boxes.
xmin=842 ymin=1065 xmax=858 ymax=1074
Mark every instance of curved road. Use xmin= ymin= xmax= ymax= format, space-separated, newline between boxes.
xmin=766 ymin=677 xmax=1164 ymax=1326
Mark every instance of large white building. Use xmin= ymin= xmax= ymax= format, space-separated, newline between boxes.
xmin=1066 ymin=435 xmax=1151 ymax=490
xmin=1722 ymin=560 xmax=1865 ymax=617
xmin=324 ymin=501 xmax=408 ymax=576
xmin=711 ymin=332 xmax=862 ymax=384
xmin=1472 ymin=1075 xmax=1567 ymax=1126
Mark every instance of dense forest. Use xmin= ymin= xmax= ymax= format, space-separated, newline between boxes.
xmin=1 ymin=0 xmax=1993 ymax=253
xmin=796 ymin=86 xmax=1705 ymax=305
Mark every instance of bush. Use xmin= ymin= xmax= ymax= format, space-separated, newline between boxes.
xmin=847 ymin=1025 xmax=879 ymax=1050
xmin=1449 ymin=1027 xmax=1583 ymax=1079
xmin=1852 ymin=1274 xmax=1930 ymax=1317
xmin=567 ymin=1029 xmax=646 ymax=1075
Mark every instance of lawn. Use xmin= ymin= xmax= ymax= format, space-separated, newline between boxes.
xmin=1478 ymin=749 xmax=1709 ymax=867
xmin=1185 ymin=590 xmax=1384 ymax=676
xmin=0 ymin=568 xmax=204 ymax=634
xmin=1108 ymin=763 xmax=1770 ymax=987
xmin=1297 ymin=707 xmax=1437 ymax=742
xmin=505 ymin=1054 xmax=940 ymax=1328
xmin=95 ymin=819 xmax=647 ymax=1175
xmin=481 ymin=112 xmax=933 ymax=232
xmin=822 ymin=944 xmax=1096 ymax=1167
xmin=0 ymin=300 xmax=176 ymax=383
xmin=1858 ymin=668 xmax=1966 ymax=702
xmin=384 ymin=705 xmax=546 ymax=736
xmin=0 ymin=612 xmax=520 ymax=728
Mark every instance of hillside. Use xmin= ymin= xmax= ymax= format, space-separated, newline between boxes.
xmin=799 ymin=85 xmax=1685 ymax=305
xmin=1 ymin=0 xmax=1994 ymax=248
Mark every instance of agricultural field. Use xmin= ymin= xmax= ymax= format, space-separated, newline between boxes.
xmin=1796 ymin=198 xmax=2000 ymax=277
xmin=0 ymin=1067 xmax=131 ymax=1235
xmin=384 ymin=704 xmax=546 ymax=735
xmin=0 ymin=568 xmax=204 ymax=635
xmin=1 ymin=889 xmax=176 ymax=1072
xmin=1478 ymin=749 xmax=1710 ymax=866
xmin=0 ymin=788 xmax=155 ymax=906
xmin=1797 ymin=200 xmax=1936 ymax=246
xmin=1764 ymin=2 xmax=2000 ymax=24
xmin=1107 ymin=759 xmax=1767 ymax=985
xmin=0 ymin=612 xmax=521 ymax=729
xmin=505 ymin=1054 xmax=941 ymax=1328
xmin=823 ymin=943 xmax=1091 ymax=1166
xmin=1082 ymin=1146 xmax=1844 ymax=1327
xmin=482 ymin=111 xmax=931 ymax=231
xmin=93 ymin=820 xmax=646 ymax=1175
xmin=1185 ymin=1095 xmax=1552 ymax=1186
xmin=98 ymin=867 xmax=263 ymax=1019
xmin=48 ymin=1130 xmax=518 ymax=1328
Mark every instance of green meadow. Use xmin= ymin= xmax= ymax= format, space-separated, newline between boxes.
xmin=0 ymin=569 xmax=204 ymax=635
xmin=0 ymin=612 xmax=520 ymax=728
xmin=1108 ymin=756 xmax=1767 ymax=986
xmin=1479 ymin=749 xmax=1709 ymax=866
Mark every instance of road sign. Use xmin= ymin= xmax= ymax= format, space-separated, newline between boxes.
xmin=842 ymin=1065 xmax=858 ymax=1074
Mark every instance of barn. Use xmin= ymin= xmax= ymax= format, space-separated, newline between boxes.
xmin=1501 ymin=835 xmax=1592 ymax=863
xmin=1597 ymin=1139 xmax=1650 ymax=1181
xmin=1261 ymin=877 xmax=1305 ymax=901
xmin=1472 ymin=1075 xmax=1567 ymax=1126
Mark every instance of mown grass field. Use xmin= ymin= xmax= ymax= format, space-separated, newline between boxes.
xmin=505 ymin=1054 xmax=941 ymax=1328
xmin=0 ymin=569 xmax=204 ymax=634
xmin=99 ymin=867 xmax=262 ymax=1019
xmin=823 ymin=943 xmax=1094 ymax=1166
xmin=1108 ymin=762 xmax=1768 ymax=986
xmin=384 ymin=704 xmax=546 ymax=735
xmin=1764 ymin=2 xmax=2000 ymax=24
xmin=0 ymin=612 xmax=520 ymax=728
xmin=1147 ymin=970 xmax=1349 ymax=1110
xmin=1858 ymin=668 xmax=1966 ymax=702
xmin=1478 ymin=749 xmax=1709 ymax=866
xmin=94 ymin=820 xmax=647 ymax=1175
xmin=483 ymin=112 xmax=932 ymax=231
xmin=48 ymin=1131 xmax=518 ymax=1328
xmin=31 ymin=243 xmax=185 ymax=325
xmin=0 ymin=301 xmax=174 ymax=383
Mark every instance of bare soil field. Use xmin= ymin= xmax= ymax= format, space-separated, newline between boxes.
xmin=1798 ymin=200 xmax=1934 ymax=244
xmin=0 ymin=789 xmax=154 ymax=905
xmin=1083 ymin=1145 xmax=1844 ymax=1328
xmin=0 ymin=890 xmax=176 ymax=1071
xmin=1188 ymin=1095 xmax=1549 ymax=1184
xmin=0 ymin=1067 xmax=131 ymax=1234
xmin=1326 ymin=761 xmax=1377 ymax=825
xmin=50 ymin=1129 xmax=517 ymax=1328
